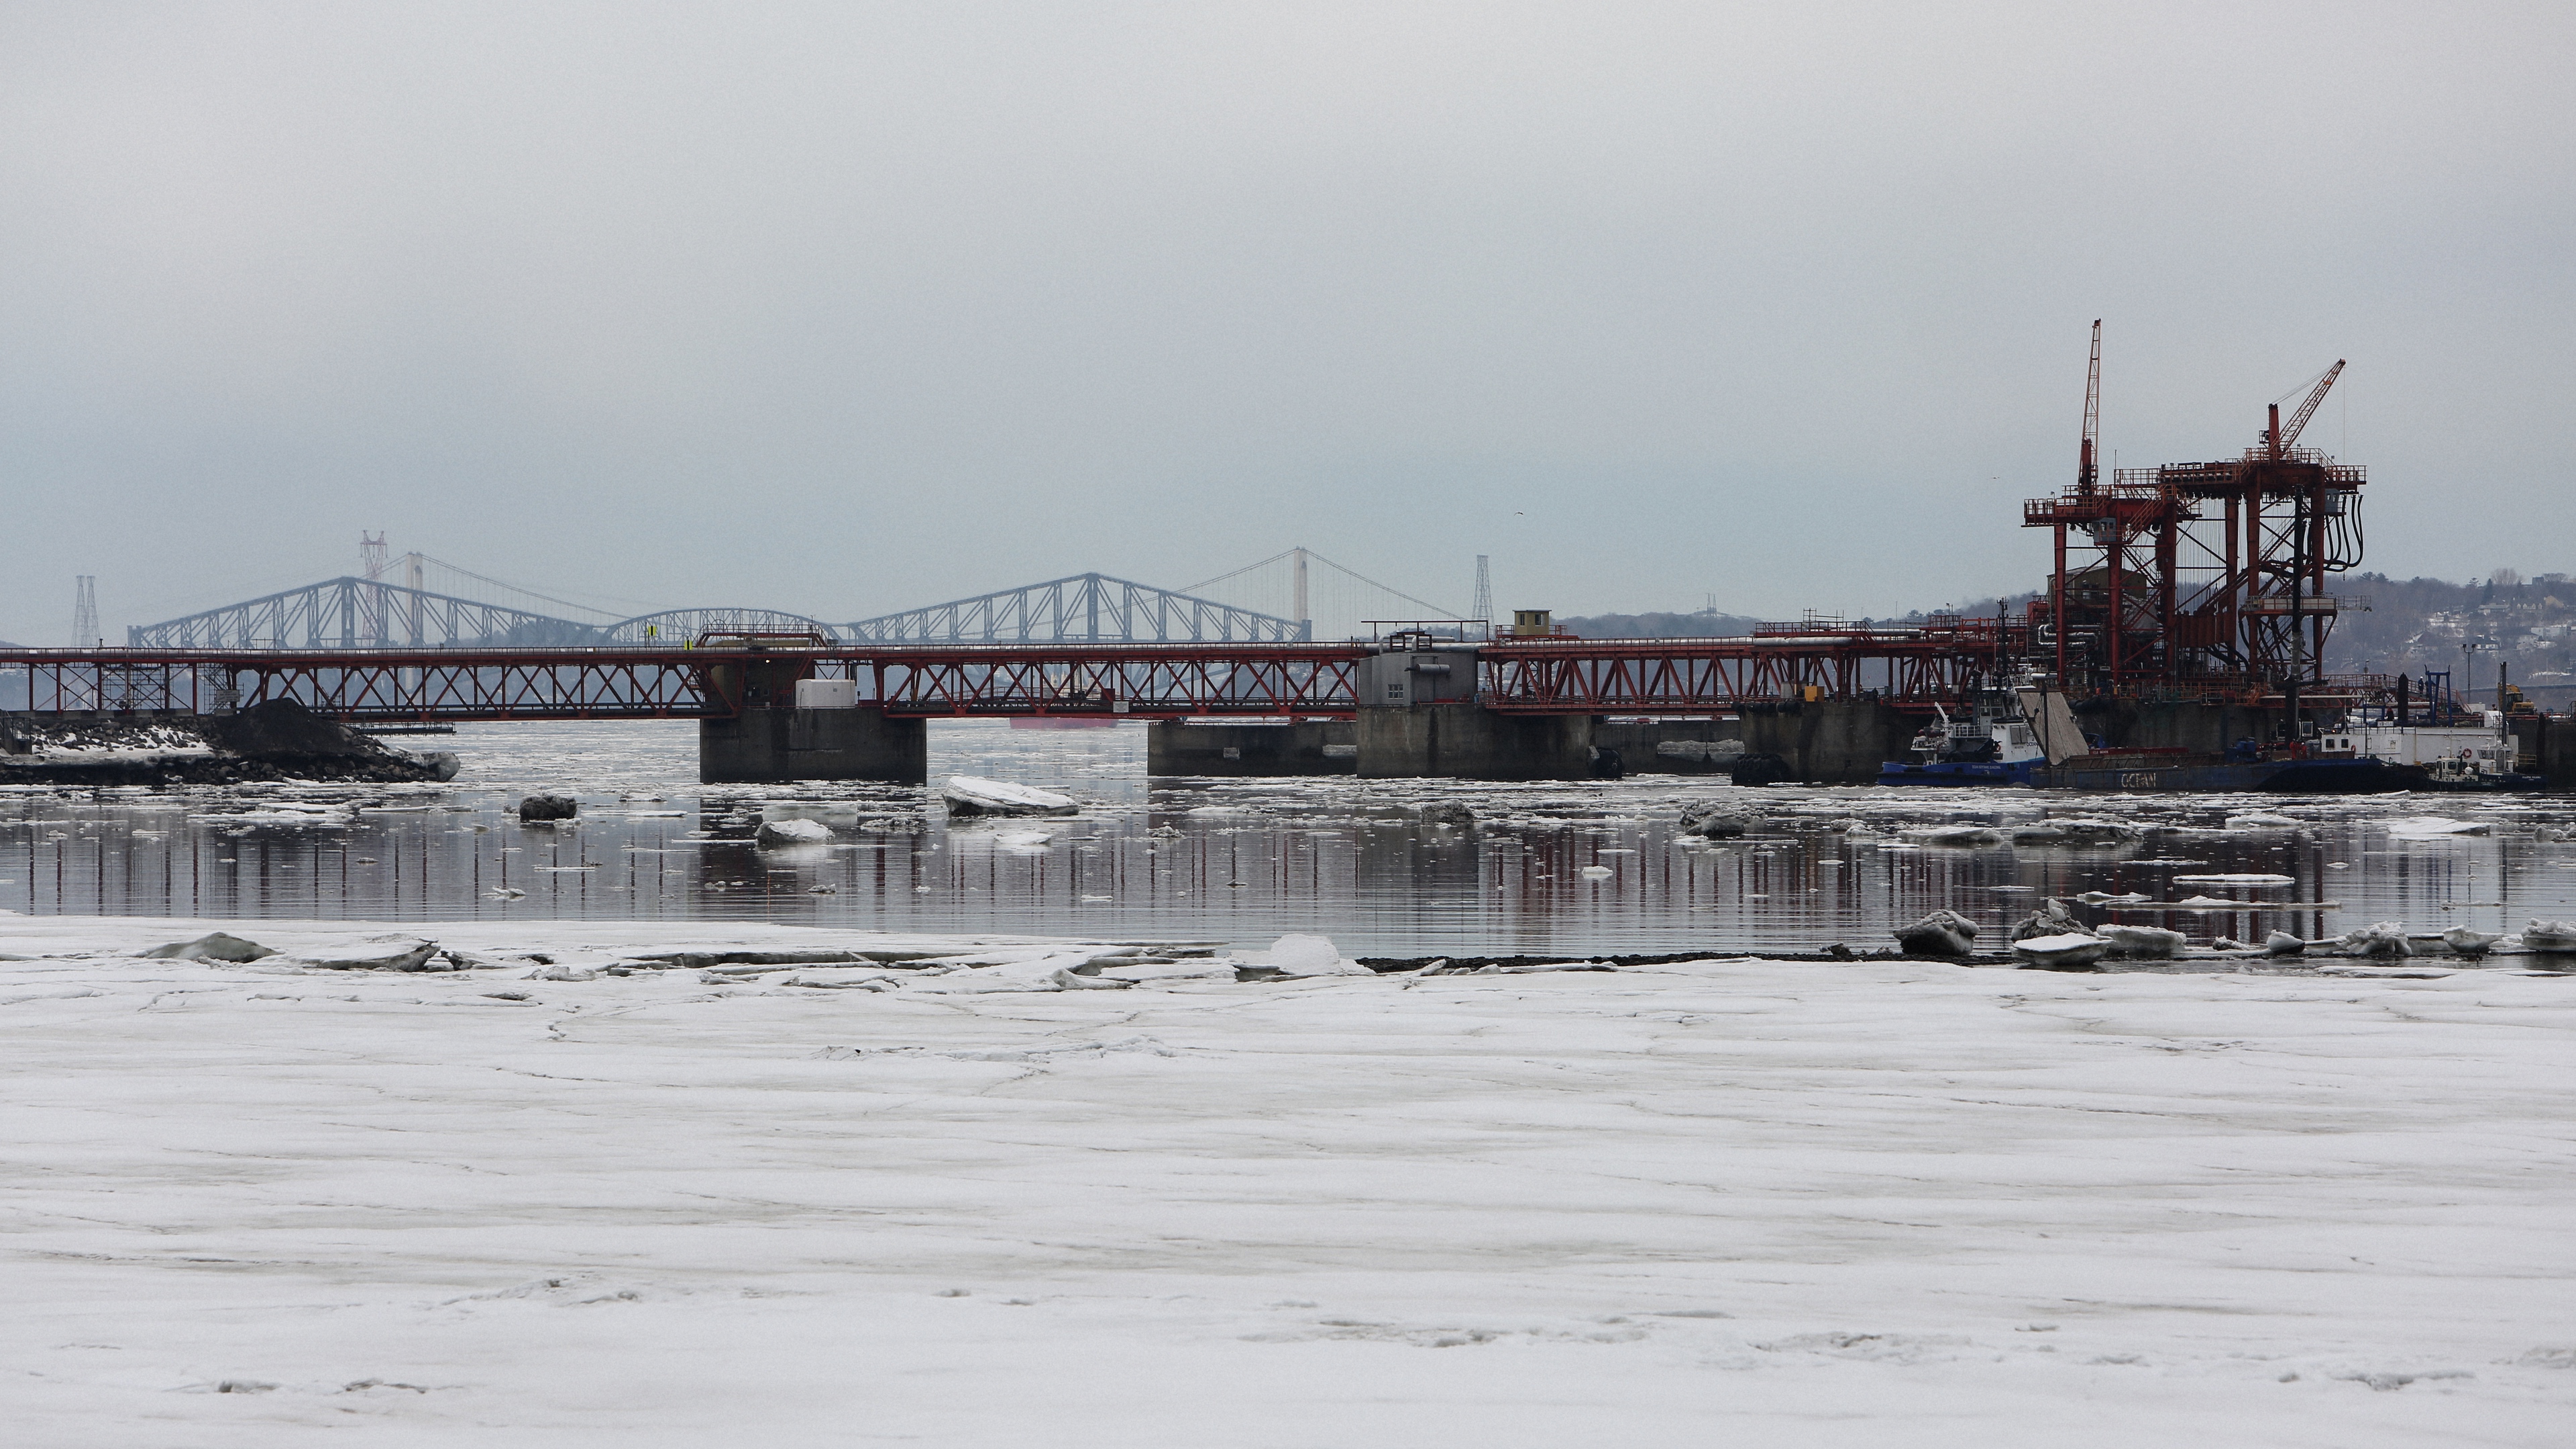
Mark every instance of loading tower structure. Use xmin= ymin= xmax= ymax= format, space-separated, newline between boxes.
xmin=2024 ymin=328 xmax=2362 ymax=702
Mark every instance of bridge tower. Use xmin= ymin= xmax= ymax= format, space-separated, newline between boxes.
xmin=71 ymin=576 xmax=98 ymax=647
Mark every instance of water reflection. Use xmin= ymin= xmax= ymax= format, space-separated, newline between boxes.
xmin=1 ymin=719 xmax=2571 ymax=957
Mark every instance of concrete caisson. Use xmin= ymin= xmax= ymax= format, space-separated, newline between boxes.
xmin=1146 ymin=720 xmax=1356 ymax=776
xmin=698 ymin=707 xmax=927 ymax=785
xmin=1354 ymin=703 xmax=1596 ymax=780
xmin=1735 ymin=700 xmax=1913 ymax=784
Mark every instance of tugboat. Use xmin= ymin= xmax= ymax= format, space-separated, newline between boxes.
xmin=2308 ymin=671 xmax=2544 ymax=791
xmin=1879 ymin=690 xmax=2049 ymax=786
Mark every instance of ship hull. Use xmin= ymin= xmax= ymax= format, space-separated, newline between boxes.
xmin=1878 ymin=759 xmax=2043 ymax=786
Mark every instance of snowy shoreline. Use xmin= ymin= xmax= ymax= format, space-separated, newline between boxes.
xmin=5 ymin=915 xmax=2572 ymax=1443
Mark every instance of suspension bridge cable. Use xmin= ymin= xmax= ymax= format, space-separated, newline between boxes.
xmin=1179 ymin=549 xmax=1299 ymax=596
xmin=409 ymin=555 xmax=644 ymax=621
xmin=1302 ymin=549 xmax=1464 ymax=619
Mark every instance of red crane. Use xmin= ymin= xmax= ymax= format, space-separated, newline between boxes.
xmin=2077 ymin=319 xmax=2102 ymax=494
xmin=2267 ymin=360 xmax=2346 ymax=457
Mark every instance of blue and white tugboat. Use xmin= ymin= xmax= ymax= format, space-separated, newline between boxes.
xmin=1879 ymin=692 xmax=2050 ymax=786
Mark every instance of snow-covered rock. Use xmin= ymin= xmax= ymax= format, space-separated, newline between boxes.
xmin=2340 ymin=922 xmax=2413 ymax=959
xmin=518 ymin=794 xmax=578 ymax=822
xmin=2009 ymin=898 xmax=2084 ymax=942
xmin=1893 ymin=910 xmax=1978 ymax=957
xmin=276 ymin=936 xmax=445 ymax=972
xmin=139 ymin=931 xmax=274 ymax=962
xmin=941 ymin=776 xmax=1079 ymax=816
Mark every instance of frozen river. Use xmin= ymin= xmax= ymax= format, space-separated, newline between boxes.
xmin=4 ymin=718 xmax=2574 ymax=958
xmin=6 ymin=723 xmax=2574 ymax=1444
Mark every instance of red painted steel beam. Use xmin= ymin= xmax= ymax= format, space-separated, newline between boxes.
xmin=1 ymin=635 xmax=2009 ymax=721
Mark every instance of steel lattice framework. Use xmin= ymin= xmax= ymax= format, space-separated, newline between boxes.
xmin=844 ymin=573 xmax=1309 ymax=643
xmin=596 ymin=608 xmax=843 ymax=645
xmin=129 ymin=578 xmax=600 ymax=650
xmin=3 ymin=626 xmax=2041 ymax=723
xmin=1477 ymin=623 xmax=2029 ymax=713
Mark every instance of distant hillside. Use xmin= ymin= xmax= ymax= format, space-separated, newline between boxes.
xmin=2329 ymin=571 xmax=2575 ymax=698
xmin=1560 ymin=572 xmax=2576 ymax=704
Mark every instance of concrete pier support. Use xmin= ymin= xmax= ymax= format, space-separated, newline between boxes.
xmin=1146 ymin=720 xmax=1355 ymax=776
xmin=1588 ymin=717 xmax=1743 ymax=774
xmin=1355 ymin=704 xmax=1596 ymax=780
xmin=698 ymin=707 xmax=926 ymax=785
xmin=1737 ymin=700 xmax=1913 ymax=784
xmin=2514 ymin=714 xmax=2576 ymax=788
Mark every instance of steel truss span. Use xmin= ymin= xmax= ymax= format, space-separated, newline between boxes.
xmin=844 ymin=573 xmax=1309 ymax=644
xmin=5 ymin=630 xmax=2024 ymax=723
xmin=1478 ymin=627 xmax=2027 ymax=714
xmin=0 ymin=645 xmax=1368 ymax=722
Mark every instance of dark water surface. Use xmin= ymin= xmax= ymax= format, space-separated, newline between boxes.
xmin=5 ymin=720 xmax=2573 ymax=957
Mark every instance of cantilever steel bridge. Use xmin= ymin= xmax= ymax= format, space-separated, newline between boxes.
xmin=3 ymin=618 xmax=2028 ymax=722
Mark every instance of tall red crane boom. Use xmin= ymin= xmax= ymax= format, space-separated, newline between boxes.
xmin=2077 ymin=319 xmax=2102 ymax=493
xmin=2275 ymin=360 xmax=2345 ymax=450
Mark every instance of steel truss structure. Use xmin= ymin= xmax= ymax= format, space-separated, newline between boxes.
xmin=1478 ymin=622 xmax=2029 ymax=714
xmin=596 ymin=608 xmax=841 ymax=645
xmin=0 ymin=645 xmax=1366 ymax=721
xmin=844 ymin=574 xmax=1309 ymax=643
xmin=4 ymin=626 xmax=2033 ymax=724
xmin=2025 ymin=340 xmax=2363 ymax=698
xmin=129 ymin=578 xmax=599 ymax=650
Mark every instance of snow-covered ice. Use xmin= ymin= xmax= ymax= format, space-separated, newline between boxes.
xmin=3 ymin=915 xmax=2571 ymax=1445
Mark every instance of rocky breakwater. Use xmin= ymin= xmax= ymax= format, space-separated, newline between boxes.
xmin=0 ymin=700 xmax=460 ymax=786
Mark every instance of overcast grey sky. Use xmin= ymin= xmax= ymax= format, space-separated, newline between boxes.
xmin=5 ymin=2 xmax=2572 ymax=642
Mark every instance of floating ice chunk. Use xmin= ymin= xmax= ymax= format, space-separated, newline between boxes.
xmin=2387 ymin=816 xmax=2491 ymax=837
xmin=2173 ymin=895 xmax=2245 ymax=908
xmin=2264 ymin=931 xmax=2308 ymax=955
xmin=2099 ymin=924 xmax=2184 ymax=957
xmin=992 ymin=829 xmax=1056 ymax=850
xmin=755 ymin=818 xmax=833 ymax=847
xmin=2011 ymin=932 xmax=2109 ymax=969
xmin=1260 ymin=933 xmax=1374 ymax=976
xmin=2340 ymin=922 xmax=2412 ymax=958
xmin=2172 ymin=873 xmax=2294 ymax=886
xmin=1579 ymin=865 xmax=1614 ymax=879
xmin=1916 ymin=826 xmax=2004 ymax=847
xmin=2225 ymin=813 xmax=2300 ymax=830
xmin=1677 ymin=802 xmax=1752 ymax=837
xmin=2440 ymin=927 xmax=2501 ymax=956
xmin=2076 ymin=891 xmax=2149 ymax=906
xmin=942 ymin=777 xmax=1079 ymax=816
xmin=2519 ymin=920 xmax=2576 ymax=953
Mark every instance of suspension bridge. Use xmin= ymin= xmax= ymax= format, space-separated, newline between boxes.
xmin=117 ymin=546 xmax=1471 ymax=651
